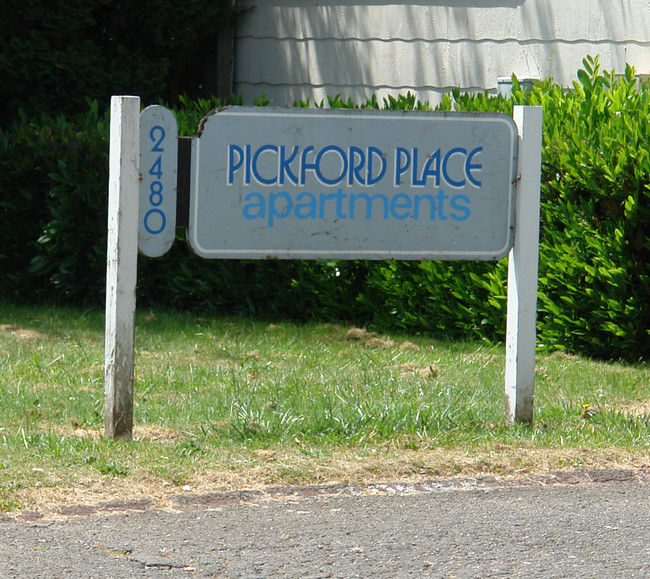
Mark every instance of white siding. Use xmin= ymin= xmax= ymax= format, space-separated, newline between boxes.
xmin=233 ymin=0 xmax=650 ymax=106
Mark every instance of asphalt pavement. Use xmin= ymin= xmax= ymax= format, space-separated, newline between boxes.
xmin=1 ymin=468 xmax=648 ymax=578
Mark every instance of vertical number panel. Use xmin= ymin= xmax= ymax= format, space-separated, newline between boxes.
xmin=139 ymin=105 xmax=178 ymax=257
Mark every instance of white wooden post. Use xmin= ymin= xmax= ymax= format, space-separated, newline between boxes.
xmin=105 ymin=95 xmax=140 ymax=440
xmin=505 ymin=105 xmax=543 ymax=424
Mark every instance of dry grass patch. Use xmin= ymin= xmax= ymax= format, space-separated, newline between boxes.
xmin=364 ymin=337 xmax=396 ymax=349
xmin=11 ymin=475 xmax=189 ymax=521
xmin=392 ymin=362 xmax=439 ymax=379
xmin=345 ymin=327 xmax=419 ymax=350
xmin=50 ymin=422 xmax=185 ymax=442
xmin=8 ymin=445 xmax=650 ymax=520
xmin=617 ymin=401 xmax=650 ymax=418
xmin=134 ymin=424 xmax=187 ymax=442
xmin=0 ymin=324 xmax=45 ymax=341
xmin=462 ymin=352 xmax=497 ymax=365
xmin=400 ymin=341 xmax=421 ymax=352
xmin=344 ymin=327 xmax=377 ymax=341
xmin=0 ymin=323 xmax=20 ymax=332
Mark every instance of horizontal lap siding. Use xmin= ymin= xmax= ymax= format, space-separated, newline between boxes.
xmin=233 ymin=0 xmax=650 ymax=106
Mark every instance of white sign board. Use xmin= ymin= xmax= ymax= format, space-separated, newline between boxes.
xmin=139 ymin=105 xmax=178 ymax=257
xmin=188 ymin=108 xmax=518 ymax=260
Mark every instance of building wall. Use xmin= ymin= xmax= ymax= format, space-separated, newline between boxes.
xmin=232 ymin=0 xmax=650 ymax=106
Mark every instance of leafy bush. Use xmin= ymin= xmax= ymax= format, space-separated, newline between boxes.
xmin=0 ymin=0 xmax=232 ymax=127
xmin=361 ymin=58 xmax=649 ymax=360
xmin=0 ymin=103 xmax=110 ymax=302
xmin=528 ymin=58 xmax=649 ymax=358
xmin=0 ymin=59 xmax=647 ymax=360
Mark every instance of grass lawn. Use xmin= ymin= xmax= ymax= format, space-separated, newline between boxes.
xmin=0 ymin=303 xmax=648 ymax=514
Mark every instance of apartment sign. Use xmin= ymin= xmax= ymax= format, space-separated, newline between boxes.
xmin=188 ymin=108 xmax=519 ymax=260
xmin=110 ymin=97 xmax=542 ymax=440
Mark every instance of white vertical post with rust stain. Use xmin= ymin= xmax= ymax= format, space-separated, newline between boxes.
xmin=505 ymin=105 xmax=543 ymax=424
xmin=104 ymin=95 xmax=140 ymax=440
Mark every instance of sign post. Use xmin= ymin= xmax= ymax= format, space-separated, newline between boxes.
xmin=505 ymin=105 xmax=543 ymax=424
xmin=104 ymin=95 xmax=140 ymax=440
xmin=105 ymin=100 xmax=542 ymax=439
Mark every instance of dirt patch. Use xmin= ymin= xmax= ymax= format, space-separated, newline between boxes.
xmin=134 ymin=425 xmax=186 ymax=442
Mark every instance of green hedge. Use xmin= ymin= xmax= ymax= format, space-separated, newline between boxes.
xmin=0 ymin=58 xmax=647 ymax=360
xmin=0 ymin=0 xmax=232 ymax=127
xmin=359 ymin=59 xmax=648 ymax=360
xmin=0 ymin=103 xmax=109 ymax=300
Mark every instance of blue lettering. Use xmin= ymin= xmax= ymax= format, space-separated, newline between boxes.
xmin=349 ymin=147 xmax=366 ymax=186
xmin=349 ymin=193 xmax=389 ymax=219
xmin=436 ymin=189 xmax=449 ymax=220
xmin=294 ymin=192 xmax=317 ymax=219
xmin=150 ymin=126 xmax=165 ymax=152
xmin=390 ymin=193 xmax=412 ymax=220
xmin=228 ymin=145 xmax=244 ymax=185
xmin=450 ymin=194 xmax=471 ymax=221
xmin=252 ymin=145 xmax=278 ymax=185
xmin=465 ymin=147 xmax=482 ymax=188
xmin=242 ymin=192 xmax=266 ymax=220
xmin=315 ymin=145 xmax=348 ymax=186
xmin=268 ymin=191 xmax=293 ymax=227
xmin=419 ymin=150 xmax=441 ymax=187
xmin=319 ymin=192 xmax=338 ymax=218
xmin=335 ymin=188 xmax=348 ymax=218
xmin=245 ymin=144 xmax=252 ymax=185
xmin=300 ymin=146 xmax=316 ymax=185
xmin=228 ymin=143 xmax=479 ymax=191
xmin=395 ymin=147 xmax=410 ymax=186
xmin=144 ymin=208 xmax=166 ymax=235
xmin=149 ymin=181 xmax=163 ymax=206
xmin=241 ymin=189 xmax=467 ymax=224
xmin=149 ymin=155 xmax=163 ymax=179
xmin=412 ymin=148 xmax=425 ymax=186
xmin=442 ymin=148 xmax=466 ymax=188
xmin=367 ymin=147 xmax=387 ymax=186
xmin=413 ymin=194 xmax=436 ymax=220
xmin=279 ymin=145 xmax=300 ymax=186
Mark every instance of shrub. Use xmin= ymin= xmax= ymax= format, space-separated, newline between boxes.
xmin=361 ymin=58 xmax=649 ymax=360
xmin=519 ymin=58 xmax=648 ymax=358
xmin=0 ymin=0 xmax=232 ymax=127
xmin=0 ymin=103 xmax=110 ymax=302
xmin=0 ymin=59 xmax=647 ymax=360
